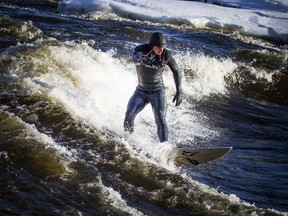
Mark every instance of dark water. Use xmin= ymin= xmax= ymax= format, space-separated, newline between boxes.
xmin=0 ymin=1 xmax=287 ymax=215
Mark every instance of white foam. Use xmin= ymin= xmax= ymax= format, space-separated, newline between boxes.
xmin=18 ymin=38 xmax=281 ymax=175
xmin=20 ymin=40 xmax=239 ymax=172
xmin=6 ymin=36 xmax=256 ymax=174
xmin=174 ymin=52 xmax=238 ymax=99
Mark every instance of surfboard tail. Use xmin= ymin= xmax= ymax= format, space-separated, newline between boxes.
xmin=174 ymin=147 xmax=233 ymax=166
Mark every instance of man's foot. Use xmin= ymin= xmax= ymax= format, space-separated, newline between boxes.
xmin=124 ymin=116 xmax=134 ymax=134
xmin=124 ymin=126 xmax=134 ymax=134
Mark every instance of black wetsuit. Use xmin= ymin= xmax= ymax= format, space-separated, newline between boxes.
xmin=124 ymin=43 xmax=182 ymax=142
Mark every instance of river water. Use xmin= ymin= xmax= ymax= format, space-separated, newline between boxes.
xmin=0 ymin=1 xmax=287 ymax=215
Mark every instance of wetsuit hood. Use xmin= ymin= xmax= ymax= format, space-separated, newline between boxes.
xmin=149 ymin=32 xmax=166 ymax=48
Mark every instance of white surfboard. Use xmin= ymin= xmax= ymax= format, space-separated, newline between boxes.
xmin=174 ymin=147 xmax=232 ymax=166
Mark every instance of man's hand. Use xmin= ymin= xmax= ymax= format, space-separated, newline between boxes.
xmin=132 ymin=52 xmax=142 ymax=62
xmin=173 ymin=91 xmax=182 ymax=106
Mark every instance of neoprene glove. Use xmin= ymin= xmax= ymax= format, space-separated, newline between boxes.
xmin=132 ymin=52 xmax=142 ymax=62
xmin=173 ymin=91 xmax=182 ymax=106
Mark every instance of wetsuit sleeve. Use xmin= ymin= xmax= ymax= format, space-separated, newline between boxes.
xmin=133 ymin=44 xmax=145 ymax=53
xmin=132 ymin=44 xmax=147 ymax=56
xmin=132 ymin=44 xmax=152 ymax=60
xmin=167 ymin=54 xmax=182 ymax=93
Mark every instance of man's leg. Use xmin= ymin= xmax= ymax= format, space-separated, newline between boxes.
xmin=124 ymin=89 xmax=148 ymax=133
xmin=150 ymin=88 xmax=168 ymax=142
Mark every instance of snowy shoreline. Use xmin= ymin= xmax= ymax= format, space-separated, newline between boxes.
xmin=57 ymin=0 xmax=288 ymax=44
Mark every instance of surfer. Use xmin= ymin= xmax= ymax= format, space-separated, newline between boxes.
xmin=124 ymin=32 xmax=182 ymax=142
